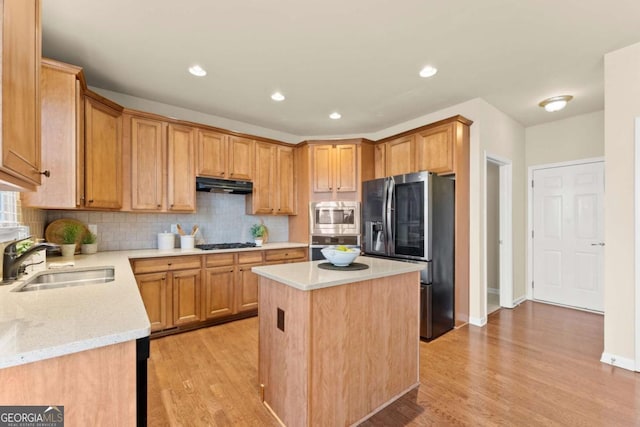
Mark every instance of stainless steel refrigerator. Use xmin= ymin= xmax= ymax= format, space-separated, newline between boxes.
xmin=362 ymin=172 xmax=455 ymax=341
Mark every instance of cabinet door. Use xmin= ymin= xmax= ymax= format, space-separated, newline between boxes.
xmin=131 ymin=117 xmax=165 ymax=210
xmin=1 ymin=0 xmax=41 ymax=188
xmin=172 ymin=268 xmax=202 ymax=326
xmin=167 ymin=124 xmax=195 ymax=211
xmin=335 ymin=145 xmax=357 ymax=192
xmin=227 ymin=136 xmax=253 ymax=181
xmin=312 ymin=145 xmax=333 ymax=193
xmin=236 ymin=263 xmax=261 ymax=313
xmin=22 ymin=61 xmax=82 ymax=208
xmin=386 ymin=135 xmax=415 ymax=176
xmin=276 ymin=145 xmax=295 ymax=214
xmin=197 ymin=129 xmax=227 ymax=178
xmin=136 ymin=272 xmax=170 ymax=332
xmin=416 ymin=123 xmax=455 ymax=174
xmin=374 ymin=143 xmax=386 ymax=179
xmin=84 ymin=96 xmax=122 ymax=209
xmin=252 ymin=142 xmax=275 ymax=214
xmin=202 ymin=266 xmax=235 ymax=319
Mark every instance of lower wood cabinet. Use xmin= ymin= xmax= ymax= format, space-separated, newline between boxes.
xmin=133 ymin=249 xmax=307 ymax=336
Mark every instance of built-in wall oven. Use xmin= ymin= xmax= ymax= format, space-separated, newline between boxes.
xmin=309 ymin=235 xmax=360 ymax=261
xmin=309 ymin=201 xmax=361 ymax=261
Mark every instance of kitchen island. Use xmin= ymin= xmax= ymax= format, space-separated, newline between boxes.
xmin=253 ymin=256 xmax=424 ymax=426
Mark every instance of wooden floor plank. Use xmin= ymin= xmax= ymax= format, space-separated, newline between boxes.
xmin=148 ymin=301 xmax=640 ymax=426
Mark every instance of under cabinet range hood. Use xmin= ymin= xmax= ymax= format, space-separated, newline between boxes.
xmin=195 ymin=177 xmax=253 ymax=194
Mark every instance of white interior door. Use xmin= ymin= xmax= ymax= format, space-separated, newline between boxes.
xmin=532 ymin=162 xmax=604 ymax=312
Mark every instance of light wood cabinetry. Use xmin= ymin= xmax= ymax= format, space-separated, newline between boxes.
xmin=196 ymin=130 xmax=254 ymax=181
xmin=132 ymin=255 xmax=203 ymax=332
xmin=84 ymin=94 xmax=123 ymax=209
xmin=247 ymin=142 xmax=295 ymax=215
xmin=172 ymin=268 xmax=202 ymax=326
xmin=416 ymin=122 xmax=456 ymax=174
xmin=374 ymin=143 xmax=386 ymax=179
xmin=202 ymin=253 xmax=235 ymax=320
xmin=236 ymin=251 xmax=263 ymax=313
xmin=0 ymin=0 xmax=42 ymax=190
xmin=385 ymin=135 xmax=415 ymax=176
xmin=22 ymin=59 xmax=84 ymax=208
xmin=167 ymin=123 xmax=196 ymax=211
xmin=312 ymin=144 xmax=357 ymax=196
xmin=130 ymin=116 xmax=165 ymax=210
xmin=264 ymin=247 xmax=307 ymax=264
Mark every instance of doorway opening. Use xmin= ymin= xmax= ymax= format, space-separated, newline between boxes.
xmin=484 ymin=153 xmax=513 ymax=317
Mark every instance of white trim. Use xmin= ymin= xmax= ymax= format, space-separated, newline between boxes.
xmin=526 ymin=157 xmax=606 ymax=304
xmin=487 ymin=287 xmax=500 ymax=295
xmin=635 ymin=117 xmax=640 ymax=371
xmin=484 ymin=152 xmax=514 ymax=314
xmin=513 ymin=295 xmax=527 ymax=306
xmin=600 ymin=352 xmax=636 ymax=372
xmin=469 ymin=316 xmax=487 ymax=327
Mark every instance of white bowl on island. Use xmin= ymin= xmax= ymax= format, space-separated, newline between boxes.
xmin=320 ymin=246 xmax=360 ymax=267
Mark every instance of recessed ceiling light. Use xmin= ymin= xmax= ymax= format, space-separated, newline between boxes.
xmin=419 ymin=65 xmax=438 ymax=78
xmin=329 ymin=112 xmax=342 ymax=120
xmin=271 ymin=92 xmax=285 ymax=101
xmin=538 ymin=95 xmax=573 ymax=112
xmin=188 ymin=65 xmax=207 ymax=77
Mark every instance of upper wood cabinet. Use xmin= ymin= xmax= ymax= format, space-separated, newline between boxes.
xmin=84 ymin=95 xmax=123 ymax=209
xmin=385 ymin=135 xmax=414 ymax=177
xmin=167 ymin=124 xmax=196 ymax=211
xmin=247 ymin=142 xmax=295 ymax=215
xmin=196 ymin=130 xmax=253 ymax=181
xmin=416 ymin=122 xmax=455 ymax=174
xmin=130 ymin=116 xmax=165 ymax=210
xmin=374 ymin=143 xmax=386 ymax=179
xmin=0 ymin=0 xmax=42 ymax=190
xmin=22 ymin=59 xmax=84 ymax=209
xmin=311 ymin=144 xmax=357 ymax=197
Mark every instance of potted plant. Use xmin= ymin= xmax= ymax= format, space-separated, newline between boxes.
xmin=250 ymin=223 xmax=268 ymax=247
xmin=81 ymin=231 xmax=98 ymax=254
xmin=60 ymin=223 xmax=82 ymax=257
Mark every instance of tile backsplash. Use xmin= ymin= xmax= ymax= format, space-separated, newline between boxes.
xmin=46 ymin=192 xmax=290 ymax=251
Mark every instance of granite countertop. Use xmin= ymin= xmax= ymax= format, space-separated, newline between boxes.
xmin=0 ymin=242 xmax=308 ymax=369
xmin=252 ymin=256 xmax=425 ymax=291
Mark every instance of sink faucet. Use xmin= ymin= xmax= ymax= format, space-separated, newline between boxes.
xmin=2 ymin=238 xmax=58 ymax=283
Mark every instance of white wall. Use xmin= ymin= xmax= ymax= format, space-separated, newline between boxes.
xmin=526 ymin=111 xmax=604 ymax=166
xmin=603 ymin=41 xmax=640 ymax=368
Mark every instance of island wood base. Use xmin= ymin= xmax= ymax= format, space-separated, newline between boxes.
xmin=258 ymin=271 xmax=420 ymax=426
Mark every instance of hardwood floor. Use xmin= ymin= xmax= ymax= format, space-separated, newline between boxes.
xmin=148 ymin=301 xmax=640 ymax=426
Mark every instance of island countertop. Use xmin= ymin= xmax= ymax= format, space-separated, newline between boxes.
xmin=252 ymin=256 xmax=425 ymax=291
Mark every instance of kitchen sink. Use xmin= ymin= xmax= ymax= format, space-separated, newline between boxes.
xmin=11 ymin=266 xmax=115 ymax=292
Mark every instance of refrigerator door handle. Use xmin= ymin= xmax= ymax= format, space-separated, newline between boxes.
xmin=386 ymin=177 xmax=395 ymax=255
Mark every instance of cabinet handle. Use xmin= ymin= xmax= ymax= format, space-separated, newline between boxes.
xmin=170 ymin=204 xmax=174 ymax=208
xmin=40 ymin=170 xmax=51 ymax=178
xmin=162 ymin=277 xmax=166 ymax=281
xmin=220 ymin=172 xmax=225 ymax=176
xmin=230 ymin=173 xmax=234 ymax=177
xmin=87 ymin=199 xmax=94 ymax=203
xmin=167 ymin=263 xmax=172 ymax=266
xmin=229 ymin=269 xmax=234 ymax=273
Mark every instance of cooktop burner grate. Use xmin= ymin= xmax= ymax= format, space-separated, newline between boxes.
xmin=196 ymin=242 xmax=257 ymax=250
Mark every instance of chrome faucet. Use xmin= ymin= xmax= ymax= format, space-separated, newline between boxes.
xmin=2 ymin=238 xmax=58 ymax=283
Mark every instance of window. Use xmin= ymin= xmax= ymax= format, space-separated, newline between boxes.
xmin=0 ymin=191 xmax=19 ymax=226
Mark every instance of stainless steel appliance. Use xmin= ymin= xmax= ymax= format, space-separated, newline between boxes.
xmin=309 ymin=201 xmax=360 ymax=236
xmin=362 ymin=172 xmax=455 ymax=341
xmin=309 ymin=235 xmax=360 ymax=261
xmin=195 ymin=176 xmax=253 ymax=194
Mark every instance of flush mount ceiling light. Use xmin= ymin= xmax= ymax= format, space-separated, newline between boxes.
xmin=419 ymin=65 xmax=438 ymax=78
xmin=188 ymin=65 xmax=207 ymax=77
xmin=271 ymin=92 xmax=285 ymax=101
xmin=538 ymin=95 xmax=573 ymax=112
xmin=329 ymin=112 xmax=342 ymax=120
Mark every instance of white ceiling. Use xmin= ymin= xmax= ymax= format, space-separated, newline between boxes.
xmin=42 ymin=0 xmax=640 ymax=140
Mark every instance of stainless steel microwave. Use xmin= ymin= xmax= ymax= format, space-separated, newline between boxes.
xmin=309 ymin=201 xmax=360 ymax=235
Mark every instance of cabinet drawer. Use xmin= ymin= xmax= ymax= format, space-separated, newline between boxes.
xmin=205 ymin=253 xmax=235 ymax=268
xmin=238 ymin=251 xmax=263 ymax=265
xmin=264 ymin=248 xmax=307 ymax=262
xmin=132 ymin=255 xmax=202 ymax=274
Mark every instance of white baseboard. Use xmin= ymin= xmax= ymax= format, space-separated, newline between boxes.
xmin=512 ymin=295 xmax=527 ymax=306
xmin=469 ymin=316 xmax=487 ymax=327
xmin=487 ymin=287 xmax=500 ymax=295
xmin=600 ymin=352 xmax=637 ymax=372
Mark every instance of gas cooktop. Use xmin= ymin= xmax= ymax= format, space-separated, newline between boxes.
xmin=196 ymin=242 xmax=257 ymax=250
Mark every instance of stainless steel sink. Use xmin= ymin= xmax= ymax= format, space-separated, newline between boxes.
xmin=11 ymin=266 xmax=115 ymax=292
